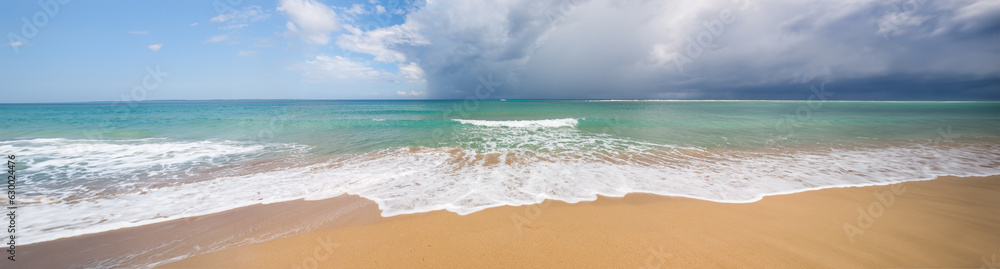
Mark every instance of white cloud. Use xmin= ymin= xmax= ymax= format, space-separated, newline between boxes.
xmin=206 ymin=34 xmax=230 ymax=43
xmin=190 ymin=22 xmax=199 ymax=26
xmin=278 ymin=0 xmax=340 ymax=45
xmin=931 ymin=0 xmax=1000 ymax=36
xmin=238 ymin=50 xmax=262 ymax=57
xmin=299 ymin=54 xmax=392 ymax=82
xmin=396 ymin=90 xmax=426 ymax=96
xmin=128 ymin=30 xmax=149 ymax=35
xmin=148 ymin=44 xmax=162 ymax=52
xmin=336 ymin=23 xmax=428 ymax=62
xmin=398 ymin=62 xmax=425 ymax=82
xmin=376 ymin=5 xmax=386 ymax=14
xmin=296 ymin=54 xmax=427 ymax=84
xmin=9 ymin=42 xmax=24 ymax=47
xmin=345 ymin=4 xmax=367 ymax=15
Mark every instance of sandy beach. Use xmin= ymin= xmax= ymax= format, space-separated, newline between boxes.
xmin=6 ymin=0 xmax=1000 ymax=267
xmin=167 ymin=175 xmax=1000 ymax=268
xmin=19 ymin=175 xmax=997 ymax=268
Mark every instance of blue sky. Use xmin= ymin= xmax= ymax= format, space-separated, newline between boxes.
xmin=1 ymin=0 xmax=999 ymax=103
xmin=1 ymin=0 xmax=425 ymax=103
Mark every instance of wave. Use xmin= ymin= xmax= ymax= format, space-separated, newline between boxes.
xmin=453 ymin=118 xmax=579 ymax=128
xmin=0 ymin=138 xmax=306 ymax=203
xmin=13 ymin=138 xmax=1000 ymax=245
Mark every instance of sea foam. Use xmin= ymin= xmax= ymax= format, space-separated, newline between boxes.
xmin=454 ymin=118 xmax=578 ymax=128
xmin=11 ymin=136 xmax=1000 ymax=245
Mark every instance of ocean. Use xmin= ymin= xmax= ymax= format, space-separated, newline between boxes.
xmin=2 ymin=100 xmax=999 ymax=244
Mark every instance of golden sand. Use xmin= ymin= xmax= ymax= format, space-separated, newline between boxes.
xmin=157 ymin=175 xmax=1000 ymax=268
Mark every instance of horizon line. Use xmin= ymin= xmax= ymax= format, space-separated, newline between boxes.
xmin=2 ymin=98 xmax=999 ymax=105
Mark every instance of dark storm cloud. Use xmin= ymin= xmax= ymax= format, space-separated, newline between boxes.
xmin=337 ymin=0 xmax=1000 ymax=100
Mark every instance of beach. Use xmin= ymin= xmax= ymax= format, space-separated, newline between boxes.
xmin=4 ymin=100 xmax=999 ymax=268
xmin=4 ymin=0 xmax=999 ymax=266
xmin=17 ymin=175 xmax=998 ymax=268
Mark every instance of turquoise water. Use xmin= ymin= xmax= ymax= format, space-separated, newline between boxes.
xmin=4 ymin=100 xmax=999 ymax=152
xmin=1 ymin=100 xmax=999 ymax=245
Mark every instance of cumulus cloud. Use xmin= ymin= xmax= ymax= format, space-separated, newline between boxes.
xmin=337 ymin=23 xmax=427 ymax=62
xmin=398 ymin=62 xmax=425 ymax=83
xmin=278 ymin=0 xmax=340 ymax=45
xmin=148 ymin=44 xmax=162 ymax=52
xmin=335 ymin=0 xmax=1000 ymax=100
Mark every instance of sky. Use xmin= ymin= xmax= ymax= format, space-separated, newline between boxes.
xmin=0 ymin=0 xmax=998 ymax=103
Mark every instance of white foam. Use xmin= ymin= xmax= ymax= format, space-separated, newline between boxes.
xmin=452 ymin=119 xmax=675 ymax=154
xmin=1 ymin=138 xmax=302 ymax=204
xmin=3 ymin=138 xmax=266 ymax=177
xmin=16 ymin=139 xmax=1000 ymax=245
xmin=454 ymin=118 xmax=578 ymax=128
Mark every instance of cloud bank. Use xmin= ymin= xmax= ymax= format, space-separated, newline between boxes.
xmin=320 ymin=0 xmax=1000 ymax=99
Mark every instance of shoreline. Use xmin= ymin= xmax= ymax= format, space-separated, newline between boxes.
xmin=15 ymin=139 xmax=999 ymax=245
xmin=18 ymin=175 xmax=1000 ymax=268
xmin=18 ymin=194 xmax=385 ymax=268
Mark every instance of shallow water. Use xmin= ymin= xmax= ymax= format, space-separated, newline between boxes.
xmin=2 ymin=100 xmax=999 ymax=244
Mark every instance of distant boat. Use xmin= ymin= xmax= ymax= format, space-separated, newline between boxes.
xmin=500 ymin=99 xmax=506 ymax=101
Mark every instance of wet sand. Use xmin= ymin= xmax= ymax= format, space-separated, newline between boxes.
xmin=21 ymin=175 xmax=1000 ymax=268
xmin=17 ymin=194 xmax=384 ymax=268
